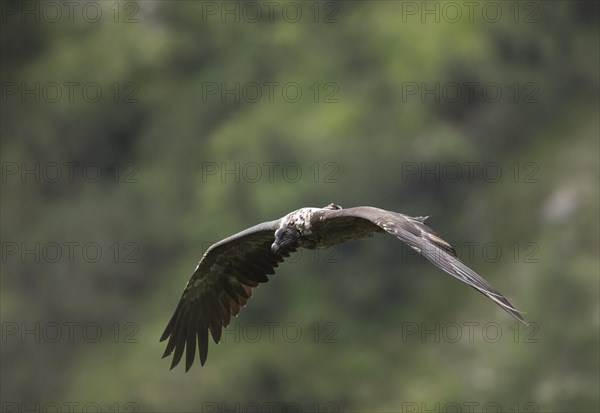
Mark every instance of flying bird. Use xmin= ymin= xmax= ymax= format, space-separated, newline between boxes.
xmin=161 ymin=204 xmax=525 ymax=371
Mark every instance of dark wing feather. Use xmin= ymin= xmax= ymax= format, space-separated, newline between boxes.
xmin=160 ymin=219 xmax=291 ymax=371
xmin=323 ymin=207 xmax=526 ymax=323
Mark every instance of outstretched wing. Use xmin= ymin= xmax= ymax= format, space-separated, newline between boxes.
xmin=321 ymin=207 xmax=526 ymax=323
xmin=160 ymin=219 xmax=291 ymax=371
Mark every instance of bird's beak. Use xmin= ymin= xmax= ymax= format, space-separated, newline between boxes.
xmin=271 ymin=242 xmax=280 ymax=255
xmin=272 ymin=227 xmax=299 ymax=256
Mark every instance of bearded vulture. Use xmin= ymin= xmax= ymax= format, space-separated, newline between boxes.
xmin=161 ymin=204 xmax=525 ymax=371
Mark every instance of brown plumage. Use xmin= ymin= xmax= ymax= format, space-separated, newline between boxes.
xmin=161 ymin=204 xmax=525 ymax=371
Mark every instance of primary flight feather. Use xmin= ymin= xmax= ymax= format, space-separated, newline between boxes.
xmin=161 ymin=204 xmax=525 ymax=371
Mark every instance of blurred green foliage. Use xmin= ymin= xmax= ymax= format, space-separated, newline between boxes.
xmin=1 ymin=1 xmax=598 ymax=412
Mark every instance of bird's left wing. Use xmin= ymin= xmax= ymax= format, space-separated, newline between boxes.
xmin=320 ymin=207 xmax=526 ymax=323
xmin=160 ymin=219 xmax=288 ymax=371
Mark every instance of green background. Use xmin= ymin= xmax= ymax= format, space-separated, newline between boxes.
xmin=1 ymin=1 xmax=598 ymax=412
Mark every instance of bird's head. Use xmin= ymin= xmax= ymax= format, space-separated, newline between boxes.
xmin=271 ymin=226 xmax=301 ymax=256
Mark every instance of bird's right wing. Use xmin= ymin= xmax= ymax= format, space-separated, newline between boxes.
xmin=160 ymin=219 xmax=290 ymax=371
xmin=322 ymin=207 xmax=526 ymax=324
